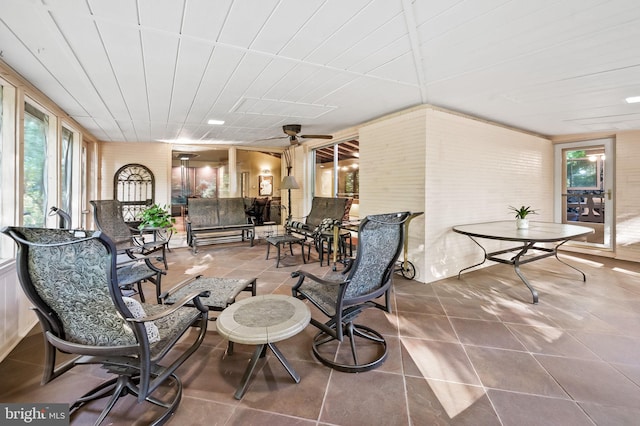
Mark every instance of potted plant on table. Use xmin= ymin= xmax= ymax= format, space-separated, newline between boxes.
xmin=138 ymin=204 xmax=176 ymax=233
xmin=509 ymin=205 xmax=537 ymax=229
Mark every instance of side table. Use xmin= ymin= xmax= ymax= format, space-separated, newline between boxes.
xmin=265 ymin=234 xmax=308 ymax=268
xmin=216 ymin=294 xmax=311 ymax=399
xmin=262 ymin=221 xmax=276 ymax=239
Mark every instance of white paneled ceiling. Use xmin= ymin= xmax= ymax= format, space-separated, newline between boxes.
xmin=1 ymin=0 xmax=639 ymax=148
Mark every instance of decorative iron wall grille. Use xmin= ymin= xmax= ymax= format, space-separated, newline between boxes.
xmin=113 ymin=163 xmax=154 ymax=222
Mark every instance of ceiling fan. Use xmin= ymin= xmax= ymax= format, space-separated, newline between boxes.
xmin=281 ymin=124 xmax=333 ymax=145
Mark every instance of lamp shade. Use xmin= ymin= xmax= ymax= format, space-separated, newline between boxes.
xmin=281 ymin=176 xmax=300 ymax=190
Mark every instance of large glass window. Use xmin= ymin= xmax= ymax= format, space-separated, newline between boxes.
xmin=566 ymin=149 xmax=603 ymax=190
xmin=0 ymin=83 xmax=5 ymax=262
xmin=0 ymin=84 xmax=3 ymax=197
xmin=313 ymin=139 xmax=359 ymax=218
xmin=23 ymin=103 xmax=49 ymax=227
xmin=61 ymin=127 xmax=74 ymax=215
xmin=564 ymin=147 xmax=606 ymax=226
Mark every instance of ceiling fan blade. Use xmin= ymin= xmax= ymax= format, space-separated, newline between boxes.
xmin=300 ymin=134 xmax=333 ymax=139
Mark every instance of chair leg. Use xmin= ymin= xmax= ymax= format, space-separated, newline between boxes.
xmin=345 ymin=322 xmax=359 ymax=366
xmin=311 ymin=322 xmax=388 ymax=373
xmin=70 ymin=373 xmax=182 ymax=426
xmin=137 ymin=281 xmax=145 ymax=303
xmin=162 ymin=246 xmax=168 ymax=269
xmin=39 ymin=329 xmax=78 ymax=384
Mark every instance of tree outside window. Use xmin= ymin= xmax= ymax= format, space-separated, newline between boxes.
xmin=23 ymin=103 xmax=49 ymax=227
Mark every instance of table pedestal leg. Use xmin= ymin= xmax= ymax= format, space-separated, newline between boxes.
xmin=457 ymin=236 xmax=488 ymax=278
xmin=276 ymin=244 xmax=281 ymax=267
xmin=512 ymin=242 xmax=539 ymax=304
xmin=554 ymin=240 xmax=587 ymax=281
xmin=234 ymin=344 xmax=265 ymax=400
xmin=233 ymin=342 xmax=301 ymax=400
xmin=268 ymin=343 xmax=300 ymax=383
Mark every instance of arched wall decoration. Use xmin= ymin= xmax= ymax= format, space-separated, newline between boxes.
xmin=113 ymin=163 xmax=155 ymax=223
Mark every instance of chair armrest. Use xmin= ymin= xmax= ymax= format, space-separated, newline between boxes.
xmin=127 ymin=290 xmax=210 ymax=322
xmin=158 ymin=274 xmax=202 ymax=302
xmin=341 ymin=258 xmax=354 ymax=274
xmin=291 ymin=270 xmax=344 ymax=292
xmin=128 ymin=225 xmax=143 ymax=234
xmin=117 ymin=255 xmax=165 ymax=274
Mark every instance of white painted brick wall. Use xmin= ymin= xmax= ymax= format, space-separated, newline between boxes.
xmin=425 ymin=108 xmax=553 ymax=283
xmin=360 ymin=109 xmax=426 ymax=280
xmin=359 ymin=106 xmax=553 ymax=283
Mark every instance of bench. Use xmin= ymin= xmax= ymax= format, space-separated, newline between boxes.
xmin=186 ymin=198 xmax=255 ymax=253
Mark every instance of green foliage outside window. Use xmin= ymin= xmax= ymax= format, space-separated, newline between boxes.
xmin=23 ymin=104 xmax=48 ymax=227
xmin=566 ymin=150 xmax=598 ymax=189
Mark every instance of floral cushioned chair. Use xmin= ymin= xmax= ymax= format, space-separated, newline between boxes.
xmin=291 ymin=211 xmax=410 ymax=373
xmin=1 ymin=227 xmax=209 ymax=426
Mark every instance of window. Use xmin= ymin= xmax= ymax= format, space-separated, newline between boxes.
xmin=0 ymin=81 xmax=15 ymax=263
xmin=313 ymin=139 xmax=359 ymax=199
xmin=564 ymin=146 xmax=606 ymax=227
xmin=0 ymin=84 xmax=4 ymax=262
xmin=0 ymin=69 xmax=92 ymax=261
xmin=23 ymin=103 xmax=50 ymax=227
xmin=566 ymin=149 xmax=604 ymax=190
xmin=61 ymin=127 xmax=74 ymax=215
xmin=0 ymin=84 xmax=3 ymax=204
xmin=313 ymin=139 xmax=359 ymax=220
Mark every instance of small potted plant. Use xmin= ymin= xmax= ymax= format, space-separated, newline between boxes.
xmin=138 ymin=204 xmax=176 ymax=232
xmin=509 ymin=205 xmax=537 ymax=229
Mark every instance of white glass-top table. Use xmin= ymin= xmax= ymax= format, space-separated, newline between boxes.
xmin=452 ymin=221 xmax=594 ymax=303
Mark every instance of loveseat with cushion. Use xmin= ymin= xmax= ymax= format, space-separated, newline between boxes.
xmin=186 ymin=197 xmax=254 ymax=253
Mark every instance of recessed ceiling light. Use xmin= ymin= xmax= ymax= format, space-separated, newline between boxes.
xmin=208 ymin=119 xmax=225 ymax=125
xmin=625 ymin=96 xmax=640 ymax=104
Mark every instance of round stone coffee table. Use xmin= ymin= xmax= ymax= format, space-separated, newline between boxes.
xmin=216 ymin=294 xmax=311 ymax=399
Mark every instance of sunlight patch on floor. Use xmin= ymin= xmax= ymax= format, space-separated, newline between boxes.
xmin=612 ymin=267 xmax=640 ymax=277
xmin=185 ymin=264 xmax=209 ymax=275
xmin=400 ymin=336 xmax=483 ymax=419
xmin=558 ymin=254 xmax=604 ymax=267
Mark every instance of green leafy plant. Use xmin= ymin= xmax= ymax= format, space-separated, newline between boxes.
xmin=509 ymin=205 xmax=538 ymax=219
xmin=138 ymin=204 xmax=176 ymax=231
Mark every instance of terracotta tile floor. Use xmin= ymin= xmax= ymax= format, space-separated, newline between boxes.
xmin=2 ymin=236 xmax=640 ymax=425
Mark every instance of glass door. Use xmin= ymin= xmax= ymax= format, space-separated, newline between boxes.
xmin=313 ymin=139 xmax=360 ymax=219
xmin=554 ymin=138 xmax=613 ymax=249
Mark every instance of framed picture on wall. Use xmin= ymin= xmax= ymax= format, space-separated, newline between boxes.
xmin=259 ymin=175 xmax=273 ymax=196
